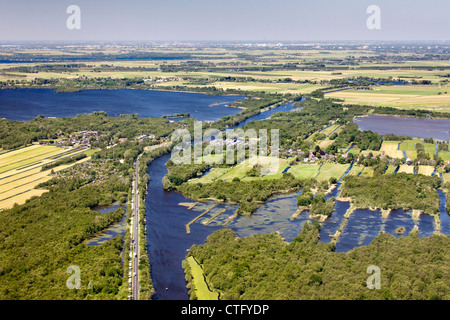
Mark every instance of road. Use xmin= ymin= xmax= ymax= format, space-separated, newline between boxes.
xmin=130 ymin=143 xmax=171 ymax=299
xmin=131 ymin=155 xmax=140 ymax=300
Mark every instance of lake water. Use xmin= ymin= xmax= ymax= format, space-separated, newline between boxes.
xmin=0 ymin=88 xmax=244 ymax=122
xmin=354 ymin=114 xmax=450 ymax=141
xmin=86 ymin=204 xmax=128 ymax=246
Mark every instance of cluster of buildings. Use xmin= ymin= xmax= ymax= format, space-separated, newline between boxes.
xmin=137 ymin=134 xmax=155 ymax=141
xmin=58 ymin=130 xmax=99 ymax=148
xmin=143 ymin=77 xmax=181 ymax=83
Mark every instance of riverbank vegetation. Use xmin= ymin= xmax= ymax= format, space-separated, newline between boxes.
xmin=183 ymin=256 xmax=219 ymax=300
xmin=177 ymin=172 xmax=304 ymax=215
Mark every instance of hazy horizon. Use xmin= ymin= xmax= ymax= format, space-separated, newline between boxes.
xmin=1 ymin=0 xmax=450 ymax=42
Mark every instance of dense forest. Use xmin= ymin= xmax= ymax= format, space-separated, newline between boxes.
xmin=187 ymin=222 xmax=449 ymax=300
xmin=0 ymin=176 xmax=130 ymax=299
xmin=327 ymin=123 xmax=383 ymax=152
xmin=340 ymin=173 xmax=442 ymax=214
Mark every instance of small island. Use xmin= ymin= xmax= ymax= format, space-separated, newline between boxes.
xmin=161 ymin=112 xmax=190 ymax=119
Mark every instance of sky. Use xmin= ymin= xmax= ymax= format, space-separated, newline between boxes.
xmin=0 ymin=0 xmax=449 ymax=41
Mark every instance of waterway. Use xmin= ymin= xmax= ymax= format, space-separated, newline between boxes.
xmin=144 ymin=100 xmax=450 ymax=300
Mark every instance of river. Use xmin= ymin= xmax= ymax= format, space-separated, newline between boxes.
xmin=143 ymin=101 xmax=450 ymax=300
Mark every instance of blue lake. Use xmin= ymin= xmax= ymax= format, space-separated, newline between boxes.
xmin=354 ymin=114 xmax=450 ymax=142
xmin=0 ymin=88 xmax=244 ymax=122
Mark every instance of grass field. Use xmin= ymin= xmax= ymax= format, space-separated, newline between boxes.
xmin=320 ymin=124 xmax=341 ymax=136
xmin=0 ymin=145 xmax=91 ymax=210
xmin=189 ymin=156 xmax=289 ymax=183
xmin=346 ymin=164 xmax=374 ymax=177
xmin=287 ymin=164 xmax=321 ymax=179
xmin=185 ymin=256 xmax=219 ymax=300
xmin=439 ymin=151 xmax=450 ymax=161
xmin=443 ymin=172 xmax=450 ymax=183
xmin=315 ymin=163 xmax=351 ymax=181
xmin=190 ymin=167 xmax=231 ymax=184
xmin=385 ymin=165 xmax=399 ymax=174
xmin=287 ymin=162 xmax=351 ymax=181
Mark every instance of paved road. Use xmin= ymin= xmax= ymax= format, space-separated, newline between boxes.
xmin=130 ymin=144 xmax=170 ymax=299
xmin=131 ymin=156 xmax=140 ymax=300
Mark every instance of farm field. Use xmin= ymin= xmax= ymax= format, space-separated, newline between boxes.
xmin=0 ymin=145 xmax=91 ymax=210
xmin=360 ymin=150 xmax=381 ymax=157
xmin=380 ymin=141 xmax=403 ymax=159
xmin=345 ymin=165 xmax=364 ymax=177
xmin=287 ymin=162 xmax=351 ymax=181
xmin=325 ymin=85 xmax=450 ymax=111
xmin=234 ymin=157 xmax=289 ymax=181
xmin=417 ymin=166 xmax=435 ymax=176
xmin=379 ymin=139 xmax=439 ymax=160
xmin=242 ymin=162 xmax=290 ymax=181
xmin=318 ymin=139 xmax=334 ymax=150
xmin=397 ymin=164 xmax=415 ymax=174
xmin=399 ymin=139 xmax=421 ymax=160
xmin=190 ymin=81 xmax=322 ymax=94
xmin=319 ymin=124 xmax=342 ymax=137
